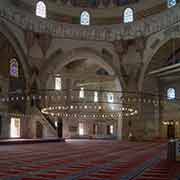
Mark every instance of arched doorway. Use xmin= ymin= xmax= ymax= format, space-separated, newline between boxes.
xmin=167 ymin=122 xmax=175 ymax=139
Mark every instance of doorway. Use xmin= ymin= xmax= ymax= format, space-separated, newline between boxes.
xmin=107 ymin=125 xmax=114 ymax=135
xmin=0 ymin=116 xmax=2 ymax=136
xmin=36 ymin=121 xmax=43 ymax=138
xmin=167 ymin=123 xmax=175 ymax=139
xmin=93 ymin=124 xmax=98 ymax=135
xmin=57 ymin=119 xmax=63 ymax=138
xmin=10 ymin=117 xmax=21 ymax=138
xmin=107 ymin=125 xmax=111 ymax=135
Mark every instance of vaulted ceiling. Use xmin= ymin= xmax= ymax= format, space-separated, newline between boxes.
xmin=147 ymin=38 xmax=180 ymax=73
xmin=59 ymin=58 xmax=117 ymax=90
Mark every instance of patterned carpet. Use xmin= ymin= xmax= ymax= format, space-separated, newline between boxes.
xmin=0 ymin=140 xmax=179 ymax=180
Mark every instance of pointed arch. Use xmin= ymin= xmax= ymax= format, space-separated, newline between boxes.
xmin=40 ymin=47 xmax=125 ymax=90
xmin=138 ymin=34 xmax=180 ymax=91
xmin=0 ymin=21 xmax=30 ymax=81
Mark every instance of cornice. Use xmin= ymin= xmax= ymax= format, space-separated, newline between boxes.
xmin=0 ymin=3 xmax=180 ymax=41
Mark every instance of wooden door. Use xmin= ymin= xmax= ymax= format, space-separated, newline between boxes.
xmin=167 ymin=124 xmax=175 ymax=139
xmin=36 ymin=121 xmax=43 ymax=138
xmin=107 ymin=125 xmax=111 ymax=135
xmin=57 ymin=120 xmax=63 ymax=138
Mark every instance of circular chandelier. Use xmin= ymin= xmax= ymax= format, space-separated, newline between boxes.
xmin=41 ymin=104 xmax=138 ymax=118
xmin=0 ymin=89 xmax=165 ymax=119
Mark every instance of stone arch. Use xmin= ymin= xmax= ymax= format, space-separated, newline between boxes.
xmin=0 ymin=21 xmax=31 ymax=81
xmin=40 ymin=47 xmax=125 ymax=90
xmin=138 ymin=34 xmax=180 ymax=91
xmin=41 ymin=47 xmax=123 ymax=140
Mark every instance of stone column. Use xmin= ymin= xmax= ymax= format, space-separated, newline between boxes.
xmin=117 ymin=116 xmax=123 ymax=140
xmin=1 ymin=114 xmax=10 ymax=138
xmin=63 ymin=78 xmax=73 ymax=138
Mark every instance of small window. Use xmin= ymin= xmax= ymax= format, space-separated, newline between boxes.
xmin=79 ymin=87 xmax=84 ymax=98
xmin=79 ymin=123 xmax=84 ymax=135
xmin=55 ymin=77 xmax=62 ymax=90
xmin=10 ymin=117 xmax=21 ymax=138
xmin=107 ymin=93 xmax=114 ymax=103
xmin=167 ymin=88 xmax=176 ymax=100
xmin=167 ymin=0 xmax=176 ymax=8
xmin=80 ymin=11 xmax=90 ymax=26
xmin=123 ymin=8 xmax=134 ymax=23
xmin=36 ymin=1 xmax=47 ymax=18
xmin=10 ymin=58 xmax=18 ymax=78
xmin=94 ymin=91 xmax=98 ymax=102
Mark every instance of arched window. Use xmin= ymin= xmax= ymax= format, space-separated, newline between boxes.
xmin=94 ymin=91 xmax=98 ymax=102
xmin=10 ymin=58 xmax=18 ymax=78
xmin=80 ymin=11 xmax=90 ymax=26
xmin=79 ymin=87 xmax=84 ymax=98
xmin=167 ymin=88 xmax=176 ymax=100
xmin=123 ymin=8 xmax=134 ymax=23
xmin=36 ymin=1 xmax=47 ymax=18
xmin=55 ymin=77 xmax=62 ymax=90
xmin=167 ymin=0 xmax=176 ymax=8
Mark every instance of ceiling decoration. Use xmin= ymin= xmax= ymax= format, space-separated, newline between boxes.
xmin=3 ymin=0 xmax=180 ymax=41
xmin=65 ymin=59 xmax=86 ymax=69
xmin=59 ymin=0 xmax=138 ymax=8
xmin=14 ymin=0 xmax=169 ymax=25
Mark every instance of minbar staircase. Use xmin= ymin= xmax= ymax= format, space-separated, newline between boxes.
xmin=31 ymin=106 xmax=57 ymax=137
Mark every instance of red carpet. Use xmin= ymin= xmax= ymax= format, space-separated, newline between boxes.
xmin=134 ymin=159 xmax=180 ymax=180
xmin=0 ymin=140 xmax=178 ymax=180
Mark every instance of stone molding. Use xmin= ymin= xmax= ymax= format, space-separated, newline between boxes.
xmin=1 ymin=4 xmax=180 ymax=41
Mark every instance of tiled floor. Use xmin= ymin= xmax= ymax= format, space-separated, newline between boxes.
xmin=0 ymin=140 xmax=178 ymax=180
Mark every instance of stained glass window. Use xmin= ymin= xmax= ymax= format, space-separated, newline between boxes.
xmin=36 ymin=1 xmax=47 ymax=18
xmin=107 ymin=93 xmax=114 ymax=103
xmin=10 ymin=58 xmax=18 ymax=78
xmin=167 ymin=0 xmax=176 ymax=8
xmin=80 ymin=11 xmax=90 ymax=26
xmin=167 ymin=88 xmax=176 ymax=100
xmin=123 ymin=8 xmax=134 ymax=23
